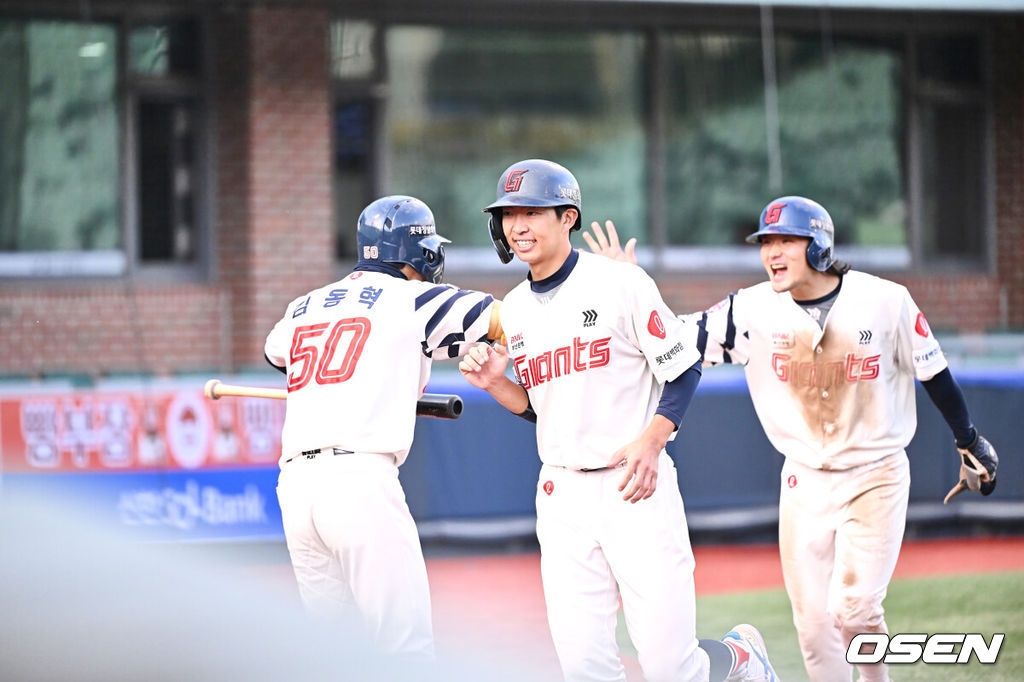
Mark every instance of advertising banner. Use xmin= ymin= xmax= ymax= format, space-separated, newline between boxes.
xmin=0 ymin=380 xmax=287 ymax=541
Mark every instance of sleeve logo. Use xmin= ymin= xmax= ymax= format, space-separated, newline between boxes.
xmin=648 ymin=310 xmax=666 ymax=339
xmin=914 ymin=312 xmax=931 ymax=338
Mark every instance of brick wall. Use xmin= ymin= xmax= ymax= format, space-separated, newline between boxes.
xmin=0 ymin=286 xmax=229 ymax=377
xmin=229 ymin=5 xmax=334 ymax=369
xmin=994 ymin=17 xmax=1024 ymax=330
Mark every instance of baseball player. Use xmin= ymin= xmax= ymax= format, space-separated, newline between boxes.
xmin=459 ymin=159 xmax=779 ymax=682
xmin=264 ymin=196 xmax=501 ymax=660
xmin=584 ymin=198 xmax=999 ymax=682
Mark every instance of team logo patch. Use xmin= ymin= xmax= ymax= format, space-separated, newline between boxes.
xmin=504 ymin=169 xmax=528 ymax=192
xmin=770 ymin=330 xmax=794 ymax=349
xmin=543 ymin=480 xmax=554 ymax=496
xmin=647 ymin=311 xmax=666 ymax=339
xmin=787 ymin=474 xmax=798 ymax=488
xmin=582 ymin=309 xmax=597 ymax=327
xmin=914 ymin=312 xmax=931 ymax=338
xmin=348 ymin=271 xmax=364 ymax=280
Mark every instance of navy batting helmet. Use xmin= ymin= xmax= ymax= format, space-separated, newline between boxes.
xmin=357 ymin=195 xmax=450 ymax=284
xmin=483 ymin=159 xmax=582 ymax=264
xmin=746 ymin=196 xmax=836 ymax=272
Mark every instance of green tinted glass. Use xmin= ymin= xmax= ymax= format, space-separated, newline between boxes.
xmin=0 ymin=20 xmax=120 ymax=252
xmin=665 ymin=32 xmax=905 ymax=248
xmin=385 ymin=26 xmax=647 ymax=249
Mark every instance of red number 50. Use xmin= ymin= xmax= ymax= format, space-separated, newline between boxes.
xmin=288 ymin=317 xmax=371 ymax=392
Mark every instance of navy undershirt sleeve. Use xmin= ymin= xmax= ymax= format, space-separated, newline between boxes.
xmin=921 ymin=367 xmax=976 ymax=447
xmin=655 ymin=361 xmax=703 ymax=429
xmin=517 ymin=396 xmax=538 ymax=423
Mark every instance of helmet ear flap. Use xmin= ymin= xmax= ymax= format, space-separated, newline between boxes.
xmin=422 ymin=244 xmax=445 ymax=283
xmin=806 ymin=239 xmax=833 ymax=272
xmin=488 ymin=214 xmax=513 ymax=264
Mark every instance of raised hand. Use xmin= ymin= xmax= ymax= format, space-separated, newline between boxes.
xmin=581 ymin=220 xmax=637 ymax=265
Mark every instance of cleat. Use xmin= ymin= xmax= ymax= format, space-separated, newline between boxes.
xmin=722 ymin=623 xmax=779 ymax=682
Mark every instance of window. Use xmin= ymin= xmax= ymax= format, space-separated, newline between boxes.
xmin=913 ymin=33 xmax=987 ymax=265
xmin=331 ymin=20 xmax=380 ymax=261
xmin=0 ymin=14 xmax=206 ymax=278
xmin=128 ymin=19 xmax=203 ymax=266
xmin=664 ymin=33 xmax=905 ymax=252
xmin=0 ymin=20 xmax=121 ymax=276
xmin=386 ymin=27 xmax=646 ymax=251
xmin=329 ymin=14 xmax=991 ymax=273
xmin=330 ymin=21 xmax=647 ymax=261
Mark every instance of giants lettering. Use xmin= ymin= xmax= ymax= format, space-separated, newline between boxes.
xmin=772 ymin=352 xmax=880 ymax=386
xmin=514 ymin=336 xmax=611 ymax=389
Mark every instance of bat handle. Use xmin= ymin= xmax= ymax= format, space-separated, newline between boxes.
xmin=204 ymin=379 xmax=222 ymax=400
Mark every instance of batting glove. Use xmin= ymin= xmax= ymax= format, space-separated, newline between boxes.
xmin=943 ymin=431 xmax=998 ymax=504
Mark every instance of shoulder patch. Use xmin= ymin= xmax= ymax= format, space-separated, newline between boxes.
xmin=914 ymin=312 xmax=931 ymax=338
xmin=648 ymin=310 xmax=666 ymax=339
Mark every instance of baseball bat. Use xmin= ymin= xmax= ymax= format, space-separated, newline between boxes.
xmin=203 ymin=379 xmax=463 ymax=420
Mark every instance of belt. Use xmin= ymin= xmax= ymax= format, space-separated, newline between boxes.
xmin=284 ymin=447 xmax=354 ymax=464
xmin=577 ymin=462 xmax=628 ymax=473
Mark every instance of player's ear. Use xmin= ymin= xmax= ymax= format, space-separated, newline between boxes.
xmin=562 ymin=207 xmax=579 ymax=230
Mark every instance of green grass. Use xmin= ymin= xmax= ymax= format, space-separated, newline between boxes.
xmin=618 ymin=571 xmax=1024 ymax=680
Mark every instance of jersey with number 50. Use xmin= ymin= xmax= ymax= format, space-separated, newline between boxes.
xmin=264 ymin=270 xmax=495 ymax=466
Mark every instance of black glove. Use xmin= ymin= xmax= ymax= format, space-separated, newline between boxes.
xmin=943 ymin=432 xmax=998 ymax=503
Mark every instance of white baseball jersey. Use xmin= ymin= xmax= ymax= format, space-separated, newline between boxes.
xmin=501 ymin=250 xmax=700 ymax=470
xmin=687 ymin=270 xmax=947 ymax=470
xmin=264 ymin=270 xmax=495 ymax=466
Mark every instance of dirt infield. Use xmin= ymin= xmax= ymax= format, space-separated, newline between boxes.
xmin=424 ymin=536 xmax=1024 ymax=679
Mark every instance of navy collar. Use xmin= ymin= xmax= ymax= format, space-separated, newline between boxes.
xmin=354 ymin=261 xmax=408 ymax=279
xmin=793 ymin=273 xmax=843 ymax=306
xmin=530 ymin=249 xmax=579 ymax=293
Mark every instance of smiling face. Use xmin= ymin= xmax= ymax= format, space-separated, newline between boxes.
xmin=501 ymin=205 xmax=576 ymax=280
xmin=760 ymin=233 xmax=837 ymax=300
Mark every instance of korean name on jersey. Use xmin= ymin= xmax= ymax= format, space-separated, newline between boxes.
xmin=265 ymin=271 xmax=494 ymax=466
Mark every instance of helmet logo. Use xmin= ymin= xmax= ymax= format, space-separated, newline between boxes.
xmin=765 ymin=203 xmax=787 ymax=224
xmin=647 ymin=311 xmax=666 ymax=339
xmin=504 ymin=169 xmax=528 ymax=192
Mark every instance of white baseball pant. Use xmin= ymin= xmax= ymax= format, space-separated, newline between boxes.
xmin=779 ymin=451 xmax=909 ymax=682
xmin=276 ymin=450 xmax=434 ymax=659
xmin=535 ymin=451 xmax=710 ymax=682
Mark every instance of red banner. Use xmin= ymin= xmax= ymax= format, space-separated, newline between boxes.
xmin=0 ymin=387 xmax=285 ymax=473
